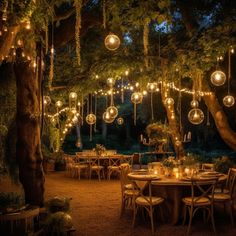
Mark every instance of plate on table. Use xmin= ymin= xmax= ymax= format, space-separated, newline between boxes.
xmin=201 ymin=172 xmax=221 ymax=177
xmin=132 ymin=169 xmax=148 ymax=173
xmin=180 ymin=177 xmax=191 ymax=181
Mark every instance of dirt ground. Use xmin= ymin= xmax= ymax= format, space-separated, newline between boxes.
xmin=1 ymin=172 xmax=236 ymax=236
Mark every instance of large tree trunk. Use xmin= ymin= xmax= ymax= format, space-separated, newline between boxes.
xmin=14 ymin=54 xmax=45 ymax=206
xmin=161 ymin=82 xmax=184 ymax=158
xmin=202 ymin=80 xmax=236 ymax=151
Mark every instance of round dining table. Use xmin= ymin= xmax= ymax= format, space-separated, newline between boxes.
xmin=128 ymin=170 xmax=227 ymax=225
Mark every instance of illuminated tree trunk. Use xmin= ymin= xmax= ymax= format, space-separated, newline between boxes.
xmin=202 ymin=80 xmax=236 ymax=151
xmin=14 ymin=56 xmax=45 ymax=206
xmin=161 ymin=83 xmax=184 ymax=158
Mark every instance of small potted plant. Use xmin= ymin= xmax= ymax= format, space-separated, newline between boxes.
xmin=54 ymin=151 xmax=66 ymax=171
xmin=162 ymin=156 xmax=176 ymax=177
xmin=42 ymin=145 xmax=55 ymax=173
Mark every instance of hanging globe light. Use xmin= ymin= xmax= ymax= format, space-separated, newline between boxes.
xmin=165 ymin=97 xmax=174 ymax=106
xmin=55 ymin=100 xmax=63 ymax=108
xmin=117 ymin=117 xmax=124 ymax=125
xmin=223 ymin=95 xmax=235 ymax=107
xmin=210 ymin=70 xmax=226 ymax=86
xmin=106 ymin=105 xmax=118 ymax=119
xmin=190 ymin=100 xmax=199 ymax=108
xmin=188 ymin=108 xmax=204 ymax=125
xmin=131 ymin=92 xmax=143 ymax=104
xmin=69 ymin=92 xmax=77 ymax=99
xmin=103 ymin=111 xmax=115 ymax=123
xmin=107 ymin=77 xmax=115 ymax=87
xmin=43 ymin=96 xmax=51 ymax=105
xmin=85 ymin=113 xmax=96 ymax=125
xmin=147 ymin=82 xmax=158 ymax=92
xmin=104 ymin=33 xmax=120 ymax=51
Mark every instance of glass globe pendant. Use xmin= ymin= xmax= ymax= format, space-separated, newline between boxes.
xmin=210 ymin=70 xmax=226 ymax=86
xmin=106 ymin=105 xmax=118 ymax=119
xmin=104 ymin=33 xmax=120 ymax=51
xmin=117 ymin=117 xmax=124 ymax=125
xmin=188 ymin=108 xmax=204 ymax=125
xmin=131 ymin=92 xmax=143 ymax=104
xmin=190 ymin=100 xmax=199 ymax=108
xmin=85 ymin=113 xmax=96 ymax=125
xmin=107 ymin=77 xmax=115 ymax=88
xmin=147 ymin=82 xmax=158 ymax=92
xmin=43 ymin=96 xmax=51 ymax=105
xmin=103 ymin=111 xmax=115 ymax=123
xmin=55 ymin=100 xmax=63 ymax=108
xmin=165 ymin=97 xmax=174 ymax=106
xmin=223 ymin=95 xmax=235 ymax=107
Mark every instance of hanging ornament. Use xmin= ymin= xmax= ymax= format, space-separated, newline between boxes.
xmin=190 ymin=100 xmax=199 ymax=108
xmin=210 ymin=70 xmax=226 ymax=86
xmin=43 ymin=96 xmax=51 ymax=105
xmin=85 ymin=114 xmax=96 ymax=125
xmin=223 ymin=47 xmax=235 ymax=107
xmin=69 ymin=92 xmax=77 ymax=112
xmin=106 ymin=105 xmax=118 ymax=119
xmin=188 ymin=108 xmax=204 ymax=125
xmin=74 ymin=0 xmax=82 ymax=65
xmin=223 ymin=95 xmax=235 ymax=107
xmin=131 ymin=92 xmax=143 ymax=104
xmin=117 ymin=117 xmax=124 ymax=125
xmin=147 ymin=83 xmax=157 ymax=121
xmin=107 ymin=77 xmax=115 ymax=87
xmin=103 ymin=111 xmax=115 ymax=123
xmin=165 ymin=97 xmax=174 ymax=107
xmin=104 ymin=33 xmax=120 ymax=51
xmin=147 ymin=82 xmax=158 ymax=92
xmin=131 ymin=92 xmax=143 ymax=126
xmin=121 ymin=78 xmax=124 ymax=103
xmin=55 ymin=100 xmax=63 ymax=108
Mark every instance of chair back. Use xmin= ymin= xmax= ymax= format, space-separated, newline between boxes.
xmin=89 ymin=156 xmax=101 ymax=167
xmin=121 ymin=155 xmax=133 ymax=165
xmin=120 ymin=164 xmax=131 ymax=192
xmin=227 ymin=168 xmax=236 ymax=198
xmin=109 ymin=156 xmax=120 ymax=167
xmin=190 ymin=177 xmax=218 ymax=205
xmin=202 ymin=163 xmax=215 ymax=171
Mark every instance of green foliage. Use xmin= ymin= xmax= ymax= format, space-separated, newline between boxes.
xmin=45 ymin=196 xmax=71 ymax=213
xmin=0 ymin=192 xmax=24 ymax=212
xmin=213 ymin=155 xmax=235 ymax=174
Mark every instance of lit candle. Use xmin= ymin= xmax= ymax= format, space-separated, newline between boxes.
xmin=185 ymin=168 xmax=190 ymax=176
xmin=175 ymin=172 xmax=179 ymax=179
xmin=140 ymin=134 xmax=143 ymax=142
xmin=154 ymin=170 xmax=158 ymax=175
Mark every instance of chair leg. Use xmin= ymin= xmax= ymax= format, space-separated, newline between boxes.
xmin=149 ymin=206 xmax=155 ymax=234
xmin=132 ymin=204 xmax=137 ymax=228
xmin=187 ymin=206 xmax=193 ymax=236
xmin=210 ymin=206 xmax=216 ymax=233
xmin=183 ymin=205 xmax=187 ymax=226
xmin=229 ymin=202 xmax=234 ymax=227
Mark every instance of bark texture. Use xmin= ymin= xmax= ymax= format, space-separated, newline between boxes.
xmin=202 ymin=80 xmax=236 ymax=151
xmin=161 ymin=83 xmax=184 ymax=158
xmin=14 ymin=57 xmax=45 ymax=206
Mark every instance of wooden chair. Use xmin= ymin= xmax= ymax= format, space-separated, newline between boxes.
xmin=89 ymin=156 xmax=105 ymax=181
xmin=107 ymin=156 xmax=121 ymax=180
xmin=119 ymin=164 xmax=139 ymax=217
xmin=211 ymin=168 xmax=236 ymax=226
xmin=132 ymin=179 xmax=164 ymax=234
xmin=121 ymin=155 xmax=133 ymax=166
xmin=182 ymin=177 xmax=218 ymax=235
xmin=202 ymin=163 xmax=215 ymax=171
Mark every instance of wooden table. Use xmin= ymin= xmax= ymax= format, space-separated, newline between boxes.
xmin=128 ymin=171 xmax=227 ymax=225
